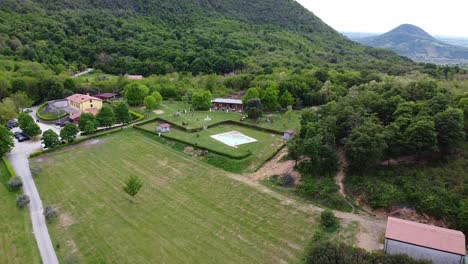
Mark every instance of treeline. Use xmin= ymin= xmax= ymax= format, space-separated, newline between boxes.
xmin=306 ymin=242 xmax=430 ymax=264
xmin=289 ymin=72 xmax=467 ymax=235
xmin=0 ymin=0 xmax=430 ymax=76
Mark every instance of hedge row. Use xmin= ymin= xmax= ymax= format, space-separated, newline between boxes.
xmin=129 ymin=109 xmax=145 ymax=123
xmin=36 ymin=102 xmax=68 ymax=121
xmin=133 ymin=126 xmax=251 ymax=160
xmin=30 ymin=129 xmax=123 ymax=158
xmin=137 ymin=117 xmax=284 ymax=135
xmin=2 ymin=157 xmax=16 ymax=178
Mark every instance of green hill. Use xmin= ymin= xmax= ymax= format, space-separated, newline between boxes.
xmin=0 ymin=0 xmax=417 ymax=75
xmin=357 ymin=24 xmax=468 ymax=65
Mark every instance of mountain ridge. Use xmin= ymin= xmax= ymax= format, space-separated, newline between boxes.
xmin=356 ymin=24 xmax=468 ymax=65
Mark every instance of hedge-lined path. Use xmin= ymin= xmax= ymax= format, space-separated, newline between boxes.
xmin=6 ymin=108 xmax=60 ymax=264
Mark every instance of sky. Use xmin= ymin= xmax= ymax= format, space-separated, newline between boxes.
xmin=295 ymin=0 xmax=468 ymax=38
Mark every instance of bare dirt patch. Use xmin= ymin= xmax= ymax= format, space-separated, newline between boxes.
xmin=60 ymin=213 xmax=75 ymax=228
xmin=248 ymin=147 xmax=299 ymax=183
xmin=334 ymin=148 xmax=347 ymax=197
xmin=81 ymin=139 xmax=103 ymax=148
xmin=154 ymin=110 xmax=164 ymax=115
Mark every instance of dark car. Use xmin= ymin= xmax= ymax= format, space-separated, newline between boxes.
xmin=16 ymin=132 xmax=30 ymax=142
xmin=13 ymin=131 xmax=22 ymax=138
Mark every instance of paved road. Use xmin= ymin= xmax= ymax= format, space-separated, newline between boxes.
xmin=7 ymin=108 xmax=60 ymax=264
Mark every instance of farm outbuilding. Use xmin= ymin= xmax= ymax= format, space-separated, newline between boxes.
xmin=94 ymin=93 xmax=117 ymax=101
xmin=283 ymin=130 xmax=295 ymax=140
xmin=384 ymin=217 xmax=466 ymax=264
xmin=211 ymin=98 xmax=243 ymax=112
xmin=157 ymin=123 xmax=171 ymax=133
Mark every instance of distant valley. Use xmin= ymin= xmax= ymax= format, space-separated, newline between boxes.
xmin=343 ymin=24 xmax=468 ymax=66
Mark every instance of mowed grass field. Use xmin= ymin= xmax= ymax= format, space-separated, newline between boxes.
xmin=32 ymin=130 xmax=317 ymax=263
xmin=0 ymin=162 xmax=40 ymax=264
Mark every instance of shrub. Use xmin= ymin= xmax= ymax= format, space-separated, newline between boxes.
xmin=43 ymin=205 xmax=58 ymax=222
xmin=8 ymin=176 xmax=23 ymax=191
xmin=320 ymin=209 xmax=338 ymax=229
xmin=16 ymin=194 xmax=30 ymax=208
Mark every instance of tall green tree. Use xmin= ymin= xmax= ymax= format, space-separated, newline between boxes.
xmin=151 ymin=91 xmax=163 ymax=106
xmin=434 ymin=108 xmax=465 ymax=154
xmin=279 ymin=90 xmax=295 ymax=108
xmin=18 ymin=113 xmax=41 ymax=137
xmin=10 ymin=92 xmax=33 ymax=111
xmin=260 ymin=86 xmax=279 ymax=110
xmin=245 ymin=98 xmax=263 ymax=120
xmin=0 ymin=98 xmax=18 ymax=124
xmin=42 ymin=129 xmax=60 ymax=148
xmin=114 ymin=102 xmax=132 ymax=126
xmin=124 ymin=83 xmax=149 ymax=106
xmin=78 ymin=113 xmax=97 ymax=131
xmin=0 ymin=126 xmax=14 ymax=157
xmin=404 ymin=116 xmax=438 ymax=157
xmin=60 ymin=124 xmax=79 ymax=143
xmin=96 ymin=106 xmax=115 ymax=128
xmin=144 ymin=95 xmax=157 ymax=110
xmin=192 ymin=90 xmax=212 ymax=110
xmin=242 ymin=88 xmax=260 ymax=105
xmin=345 ymin=119 xmax=387 ymax=173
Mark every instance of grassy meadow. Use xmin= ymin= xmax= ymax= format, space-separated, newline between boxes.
xmin=0 ymin=162 xmax=40 ymax=264
xmin=31 ymin=130 xmax=318 ymax=263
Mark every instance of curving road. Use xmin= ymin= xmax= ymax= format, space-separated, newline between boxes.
xmin=7 ymin=108 xmax=60 ymax=264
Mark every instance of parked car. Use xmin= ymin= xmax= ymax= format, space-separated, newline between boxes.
xmin=13 ymin=131 xmax=22 ymax=138
xmin=6 ymin=119 xmax=18 ymax=130
xmin=41 ymin=143 xmax=48 ymax=150
xmin=16 ymin=133 xmax=30 ymax=142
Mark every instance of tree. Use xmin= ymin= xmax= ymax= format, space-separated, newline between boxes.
xmin=114 ymin=102 xmax=132 ymax=126
xmin=284 ymin=109 xmax=294 ymax=121
xmin=8 ymin=176 xmax=23 ymax=191
xmin=0 ymin=98 xmax=18 ymax=124
xmin=0 ymin=126 xmax=14 ymax=157
xmin=78 ymin=113 xmax=96 ymax=131
xmin=151 ymin=91 xmax=163 ymax=106
xmin=242 ymin=87 xmax=260 ymax=104
xmin=10 ymin=92 xmax=33 ymax=111
xmin=345 ymin=119 xmax=387 ymax=173
xmin=404 ymin=116 xmax=438 ymax=157
xmin=261 ymin=86 xmax=279 ymax=110
xmin=320 ymin=209 xmax=338 ymax=229
xmin=43 ymin=205 xmax=58 ymax=222
xmin=18 ymin=113 xmax=41 ymax=138
xmin=144 ymin=95 xmax=157 ymax=110
xmin=123 ymin=175 xmax=143 ymax=198
xmin=245 ymin=98 xmax=263 ymax=120
xmin=96 ymin=106 xmax=115 ymax=128
xmin=434 ymin=108 xmax=465 ymax=154
xmin=60 ymin=124 xmax=79 ymax=143
xmin=124 ymin=83 xmax=149 ymax=106
xmin=83 ymin=121 xmax=97 ymax=134
xmin=192 ymin=90 xmax=212 ymax=110
xmin=279 ymin=90 xmax=295 ymax=108
xmin=42 ymin=129 xmax=60 ymax=148
xmin=16 ymin=194 xmax=30 ymax=208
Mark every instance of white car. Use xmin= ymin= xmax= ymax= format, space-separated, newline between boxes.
xmin=41 ymin=143 xmax=48 ymax=150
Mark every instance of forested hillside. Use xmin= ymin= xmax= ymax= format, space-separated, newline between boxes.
xmin=0 ymin=0 xmax=419 ymax=75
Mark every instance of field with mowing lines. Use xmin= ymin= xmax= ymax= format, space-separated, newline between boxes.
xmin=32 ymin=130 xmax=318 ymax=263
xmin=0 ymin=162 xmax=40 ymax=264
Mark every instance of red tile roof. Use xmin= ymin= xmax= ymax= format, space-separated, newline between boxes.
xmin=385 ymin=217 xmax=466 ymax=255
xmin=285 ymin=130 xmax=295 ymax=135
xmin=128 ymin=75 xmax=143 ymax=80
xmin=84 ymin=108 xmax=99 ymax=116
xmin=94 ymin=93 xmax=117 ymax=99
xmin=69 ymin=112 xmax=81 ymax=120
xmin=66 ymin=94 xmax=101 ymax=104
xmin=158 ymin=123 xmax=171 ymax=128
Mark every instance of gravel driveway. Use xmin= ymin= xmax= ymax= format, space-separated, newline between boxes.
xmin=6 ymin=108 xmax=60 ymax=264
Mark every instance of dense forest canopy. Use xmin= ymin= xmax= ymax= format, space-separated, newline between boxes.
xmin=0 ymin=0 xmax=423 ymax=75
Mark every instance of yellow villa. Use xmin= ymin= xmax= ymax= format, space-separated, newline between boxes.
xmin=66 ymin=93 xmax=103 ymax=112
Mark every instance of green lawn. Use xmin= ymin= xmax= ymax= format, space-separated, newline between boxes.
xmin=0 ymin=162 xmax=40 ymax=264
xmin=31 ymin=130 xmax=318 ymax=263
xmin=137 ymin=100 xmax=301 ymax=132
xmin=140 ymin=122 xmax=284 ymax=161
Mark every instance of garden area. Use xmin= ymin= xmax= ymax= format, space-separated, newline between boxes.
xmin=0 ymin=160 xmax=40 ymax=264
xmin=31 ymin=130 xmax=318 ymax=264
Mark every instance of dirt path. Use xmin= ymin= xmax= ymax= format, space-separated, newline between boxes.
xmin=243 ymin=146 xmax=383 ymax=251
xmin=335 ymin=148 xmax=347 ymax=197
xmin=248 ymin=147 xmax=299 ymax=182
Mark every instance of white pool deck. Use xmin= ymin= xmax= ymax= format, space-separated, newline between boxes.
xmin=210 ymin=131 xmax=257 ymax=148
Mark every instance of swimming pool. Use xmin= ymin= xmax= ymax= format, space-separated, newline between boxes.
xmin=211 ymin=131 xmax=257 ymax=148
